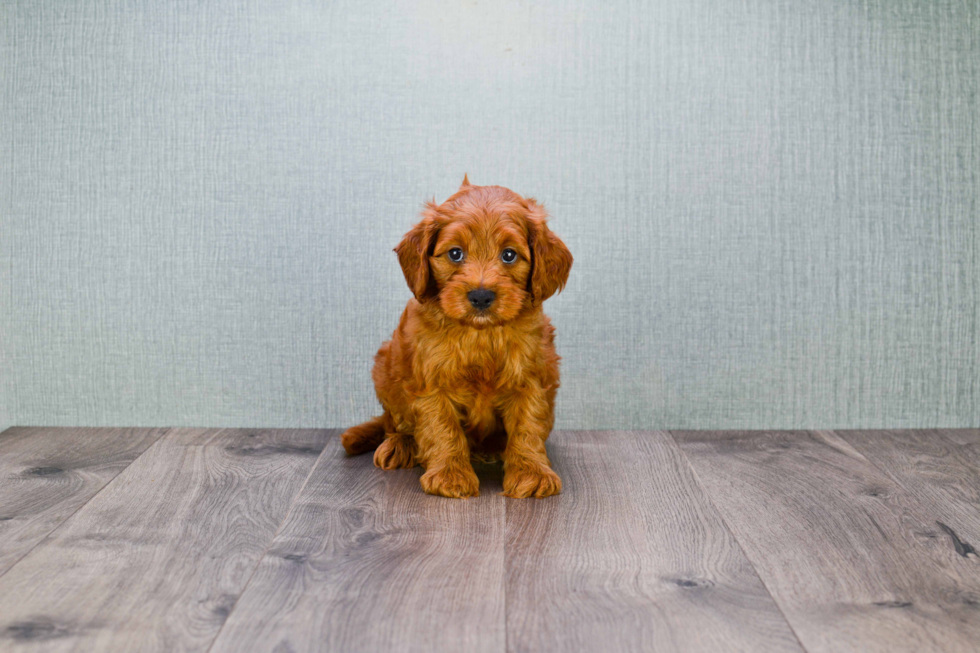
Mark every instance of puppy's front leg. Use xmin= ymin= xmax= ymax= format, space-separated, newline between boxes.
xmin=501 ymin=385 xmax=562 ymax=498
xmin=414 ymin=393 xmax=480 ymax=498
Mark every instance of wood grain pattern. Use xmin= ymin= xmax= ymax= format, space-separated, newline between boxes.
xmin=936 ymin=429 xmax=980 ymax=447
xmin=3 ymin=427 xmax=979 ymax=652
xmin=936 ymin=431 xmax=980 ymax=494
xmin=673 ymin=430 xmax=980 ymax=653
xmin=836 ymin=429 xmax=980 ymax=546
xmin=506 ymin=430 xmax=803 ymax=653
xmin=0 ymin=426 xmax=166 ymax=576
xmin=0 ymin=428 xmax=331 ymax=652
xmin=209 ymin=436 xmax=507 ymax=653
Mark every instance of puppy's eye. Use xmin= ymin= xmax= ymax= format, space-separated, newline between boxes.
xmin=501 ymin=248 xmax=518 ymax=264
xmin=447 ymin=248 xmax=465 ymax=263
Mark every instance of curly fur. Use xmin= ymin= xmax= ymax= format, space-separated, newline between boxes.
xmin=341 ymin=176 xmax=573 ymax=498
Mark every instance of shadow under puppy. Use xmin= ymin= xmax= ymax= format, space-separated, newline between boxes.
xmin=341 ymin=176 xmax=573 ymax=499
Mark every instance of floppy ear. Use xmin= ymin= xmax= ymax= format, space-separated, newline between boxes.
xmin=525 ymin=201 xmax=573 ymax=304
xmin=394 ymin=204 xmax=443 ymax=301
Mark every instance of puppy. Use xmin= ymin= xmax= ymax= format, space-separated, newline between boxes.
xmin=341 ymin=176 xmax=572 ymax=499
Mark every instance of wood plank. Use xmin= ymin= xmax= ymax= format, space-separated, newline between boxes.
xmin=0 ymin=426 xmax=166 ymax=576
xmin=0 ymin=428 xmax=331 ymax=652
xmin=209 ymin=435 xmax=506 ymax=653
xmin=836 ymin=429 xmax=980 ymax=546
xmin=935 ymin=429 xmax=980 ymax=447
xmin=673 ymin=430 xmax=980 ymax=653
xmin=936 ymin=430 xmax=980 ymax=483
xmin=505 ymin=430 xmax=803 ymax=653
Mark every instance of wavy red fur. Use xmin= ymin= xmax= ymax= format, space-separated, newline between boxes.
xmin=341 ymin=178 xmax=573 ymax=498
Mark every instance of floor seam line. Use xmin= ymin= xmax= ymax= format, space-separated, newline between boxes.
xmin=502 ymin=472 xmax=509 ymax=653
xmin=0 ymin=426 xmax=173 ymax=583
xmin=204 ymin=428 xmax=337 ymax=653
xmin=664 ymin=429 xmax=812 ymax=653
xmin=832 ymin=428 xmax=980 ymax=541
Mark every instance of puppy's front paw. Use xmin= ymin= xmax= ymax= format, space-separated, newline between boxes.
xmin=503 ymin=465 xmax=562 ymax=498
xmin=374 ymin=435 xmax=417 ymax=470
xmin=420 ymin=464 xmax=480 ymax=498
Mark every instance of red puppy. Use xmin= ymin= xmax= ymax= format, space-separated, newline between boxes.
xmin=341 ymin=176 xmax=573 ymax=498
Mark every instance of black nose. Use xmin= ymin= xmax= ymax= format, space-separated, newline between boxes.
xmin=467 ymin=288 xmax=496 ymax=310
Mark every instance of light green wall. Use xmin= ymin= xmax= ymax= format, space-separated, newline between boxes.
xmin=2 ymin=0 xmax=977 ymax=429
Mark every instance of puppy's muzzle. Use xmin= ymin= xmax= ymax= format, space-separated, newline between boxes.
xmin=467 ymin=288 xmax=496 ymax=311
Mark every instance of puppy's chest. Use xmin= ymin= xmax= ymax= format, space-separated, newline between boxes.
xmin=454 ymin=348 xmax=510 ymax=443
xmin=427 ymin=329 xmax=533 ymax=393
xmin=458 ymin=336 xmax=527 ymax=386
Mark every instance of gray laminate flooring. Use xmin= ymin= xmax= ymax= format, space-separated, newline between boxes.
xmin=0 ymin=427 xmax=977 ymax=652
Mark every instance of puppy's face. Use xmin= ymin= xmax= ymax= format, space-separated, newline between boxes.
xmin=429 ymin=211 xmax=531 ymax=327
xmin=395 ymin=179 xmax=572 ymax=328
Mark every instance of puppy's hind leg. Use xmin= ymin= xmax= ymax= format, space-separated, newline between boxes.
xmin=341 ymin=415 xmax=386 ymax=455
xmin=374 ymin=432 xmax=418 ymax=470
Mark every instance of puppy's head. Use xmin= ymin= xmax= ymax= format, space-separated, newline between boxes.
xmin=395 ymin=176 xmax=572 ymax=328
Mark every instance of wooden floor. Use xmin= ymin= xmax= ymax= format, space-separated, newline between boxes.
xmin=0 ymin=428 xmax=978 ymax=652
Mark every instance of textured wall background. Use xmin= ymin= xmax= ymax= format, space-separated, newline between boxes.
xmin=1 ymin=0 xmax=978 ymax=431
